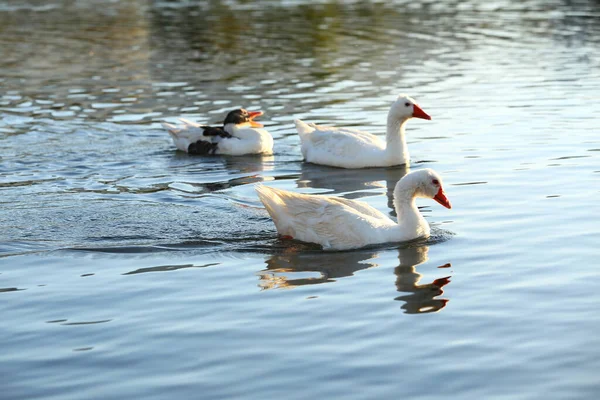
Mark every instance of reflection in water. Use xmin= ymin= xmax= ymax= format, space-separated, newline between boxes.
xmin=123 ymin=262 xmax=218 ymax=275
xmin=60 ymin=320 xmax=112 ymax=326
xmin=259 ymin=249 xmax=379 ymax=289
xmin=394 ymin=246 xmax=451 ymax=314
xmin=261 ymin=244 xmax=451 ymax=314
xmin=0 ymin=0 xmax=473 ymax=129
xmin=224 ymin=154 xmax=276 ymax=175
xmin=169 ymin=152 xmax=275 ymax=173
xmin=0 ymin=287 xmax=23 ymax=293
xmin=297 ymin=163 xmax=409 ymax=215
xmin=166 ymin=153 xmax=276 ymax=194
xmin=1 ymin=1 xmax=599 ymax=398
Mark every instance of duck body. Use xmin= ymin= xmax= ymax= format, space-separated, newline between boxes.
xmin=295 ymin=95 xmax=431 ymax=169
xmin=256 ymin=185 xmax=413 ymax=250
xmin=218 ymin=123 xmax=273 ymax=156
xmin=295 ymin=121 xmax=401 ymax=168
xmin=162 ymin=109 xmax=273 ymax=156
xmin=256 ymin=168 xmax=451 ymax=251
xmin=163 ymin=120 xmax=227 ymax=154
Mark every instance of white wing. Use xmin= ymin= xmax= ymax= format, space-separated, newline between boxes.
xmin=327 ymin=196 xmax=391 ymax=221
xmin=295 ymin=120 xmax=387 ymax=168
xmin=310 ymin=123 xmax=382 ymax=145
xmin=256 ymin=185 xmax=395 ymax=250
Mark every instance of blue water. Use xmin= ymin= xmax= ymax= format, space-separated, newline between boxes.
xmin=1 ymin=0 xmax=600 ymax=398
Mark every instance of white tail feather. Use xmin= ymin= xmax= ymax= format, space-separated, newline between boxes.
xmin=162 ymin=122 xmax=180 ymax=137
xmin=294 ymin=119 xmax=315 ymax=140
xmin=178 ymin=118 xmax=202 ymax=128
xmin=255 ymin=185 xmax=289 ymax=234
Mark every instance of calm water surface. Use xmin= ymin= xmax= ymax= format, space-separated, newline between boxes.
xmin=1 ymin=0 xmax=600 ymax=399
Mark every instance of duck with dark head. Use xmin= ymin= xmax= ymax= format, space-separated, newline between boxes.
xmin=162 ymin=108 xmax=273 ymax=155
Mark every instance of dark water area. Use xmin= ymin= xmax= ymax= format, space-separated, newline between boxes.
xmin=1 ymin=1 xmax=600 ymax=399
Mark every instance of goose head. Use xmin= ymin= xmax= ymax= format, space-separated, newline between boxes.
xmin=388 ymin=95 xmax=431 ymax=122
xmin=223 ymin=108 xmax=264 ymax=129
xmin=397 ymin=168 xmax=451 ymax=209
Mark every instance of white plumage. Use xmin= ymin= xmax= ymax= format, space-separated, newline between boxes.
xmin=256 ymin=168 xmax=451 ymax=250
xmin=162 ymin=118 xmax=210 ymax=152
xmin=295 ymin=95 xmax=431 ymax=168
xmin=162 ymin=109 xmax=273 ymax=156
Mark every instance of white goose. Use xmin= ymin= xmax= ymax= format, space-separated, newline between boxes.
xmin=256 ymin=168 xmax=451 ymax=251
xmin=294 ymin=95 xmax=431 ymax=168
xmin=162 ymin=109 xmax=273 ymax=155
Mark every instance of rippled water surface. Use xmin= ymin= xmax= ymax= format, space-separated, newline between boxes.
xmin=1 ymin=0 xmax=600 ymax=399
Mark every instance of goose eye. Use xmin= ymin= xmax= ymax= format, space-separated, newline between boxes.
xmin=432 ymin=179 xmax=439 ymax=185
xmin=405 ymin=102 xmax=410 ymax=107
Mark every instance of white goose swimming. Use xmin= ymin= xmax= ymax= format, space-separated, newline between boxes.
xmin=162 ymin=109 xmax=273 ymax=155
xmin=294 ymin=95 xmax=431 ymax=168
xmin=256 ymin=168 xmax=451 ymax=250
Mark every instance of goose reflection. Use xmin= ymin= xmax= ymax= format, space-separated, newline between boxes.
xmin=170 ymin=152 xmax=274 ymax=173
xmin=259 ymin=248 xmax=379 ymax=290
xmin=168 ymin=153 xmax=276 ymax=192
xmin=223 ymin=154 xmax=275 ymax=175
xmin=260 ymin=244 xmax=452 ymax=314
xmin=221 ymin=154 xmax=277 ymax=187
xmin=394 ymin=246 xmax=451 ymax=314
xmin=297 ymin=163 xmax=409 ymax=215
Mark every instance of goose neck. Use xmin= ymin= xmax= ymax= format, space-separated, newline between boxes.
xmin=385 ymin=116 xmax=410 ymax=164
xmin=393 ymin=182 xmax=427 ymax=235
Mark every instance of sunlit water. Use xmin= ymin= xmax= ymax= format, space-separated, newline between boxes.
xmin=1 ymin=0 xmax=600 ymax=399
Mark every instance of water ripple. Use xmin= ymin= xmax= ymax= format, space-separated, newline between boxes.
xmin=1 ymin=1 xmax=600 ymax=399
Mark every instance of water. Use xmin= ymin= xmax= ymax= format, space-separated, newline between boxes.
xmin=1 ymin=0 xmax=600 ymax=398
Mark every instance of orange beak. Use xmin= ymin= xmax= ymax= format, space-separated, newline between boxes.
xmin=433 ymin=187 xmax=451 ymax=209
xmin=248 ymin=110 xmax=264 ymax=128
xmin=412 ymin=104 xmax=431 ymax=120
